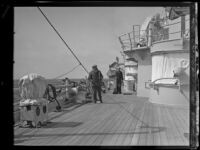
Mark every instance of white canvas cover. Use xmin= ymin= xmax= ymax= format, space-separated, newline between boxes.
xmin=19 ymin=98 xmax=47 ymax=106
xmin=19 ymin=73 xmax=47 ymax=99
xmin=152 ymin=53 xmax=189 ymax=84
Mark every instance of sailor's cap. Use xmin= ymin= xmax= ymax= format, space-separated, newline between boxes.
xmin=92 ymin=65 xmax=97 ymax=68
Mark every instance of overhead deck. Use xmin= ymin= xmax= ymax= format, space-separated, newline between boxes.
xmin=14 ymin=93 xmax=189 ymax=146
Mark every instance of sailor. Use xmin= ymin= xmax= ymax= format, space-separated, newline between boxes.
xmin=115 ymin=67 xmax=123 ymax=94
xmin=88 ymin=65 xmax=103 ymax=103
xmin=64 ymin=77 xmax=71 ymax=87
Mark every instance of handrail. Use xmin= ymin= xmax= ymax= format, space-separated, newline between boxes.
xmin=120 ymin=29 xmax=190 ymax=41
xmin=119 ymin=19 xmax=189 ymax=38
xmin=123 ymin=29 xmax=188 ymax=38
xmin=119 ymin=30 xmax=147 ymax=37
xmin=119 ymin=29 xmax=190 ymax=49
xmin=158 ymin=19 xmax=189 ymax=28
xmin=151 ymin=29 xmax=190 ymax=37
xmin=118 ymin=17 xmax=190 ymax=50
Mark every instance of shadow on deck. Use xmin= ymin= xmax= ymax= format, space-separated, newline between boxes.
xmin=15 ymin=126 xmax=166 ymax=138
xmin=42 ymin=121 xmax=83 ymax=128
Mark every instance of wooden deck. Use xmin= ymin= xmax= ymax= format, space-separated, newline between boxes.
xmin=14 ymin=93 xmax=189 ymax=146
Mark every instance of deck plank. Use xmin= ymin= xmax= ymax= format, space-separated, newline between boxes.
xmin=73 ymin=102 xmax=121 ymax=145
xmin=145 ymin=102 xmax=154 ymax=146
xmin=106 ymin=103 xmax=134 ymax=145
xmin=130 ymin=101 xmax=147 ymax=145
xmin=163 ymin=105 xmax=183 ymax=145
xmin=86 ymin=96 xmax=128 ymax=145
xmin=14 ymin=93 xmax=189 ymax=146
xmin=152 ymin=104 xmax=161 ymax=145
xmin=36 ymin=104 xmax=95 ymax=145
xmin=173 ymin=107 xmax=189 ymax=131
xmin=121 ymin=100 xmax=145 ymax=145
xmin=15 ymin=104 xmax=100 ymax=145
xmin=137 ymin=101 xmax=149 ymax=145
xmin=53 ymin=104 xmax=106 ymax=145
xmin=168 ymin=107 xmax=189 ymax=145
xmin=55 ymin=104 xmax=108 ymax=145
xmin=99 ymin=99 xmax=136 ymax=145
xmin=157 ymin=104 xmax=168 ymax=145
xmin=94 ymin=94 xmax=129 ymax=146
xmin=85 ymin=102 xmax=125 ymax=145
xmin=100 ymin=102 xmax=131 ymax=145
xmin=61 ymin=96 xmax=122 ymax=145
xmin=113 ymin=103 xmax=136 ymax=145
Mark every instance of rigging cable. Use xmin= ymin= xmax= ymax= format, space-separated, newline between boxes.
xmin=54 ymin=64 xmax=81 ymax=79
xmin=37 ymin=7 xmax=89 ymax=75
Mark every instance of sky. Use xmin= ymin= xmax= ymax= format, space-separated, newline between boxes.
xmin=14 ymin=7 xmax=164 ymax=79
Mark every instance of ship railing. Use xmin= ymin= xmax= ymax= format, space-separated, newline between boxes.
xmin=118 ymin=18 xmax=190 ymax=51
xmin=151 ymin=18 xmax=190 ymax=43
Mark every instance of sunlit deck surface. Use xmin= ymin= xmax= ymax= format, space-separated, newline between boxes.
xmin=14 ymin=92 xmax=189 ymax=146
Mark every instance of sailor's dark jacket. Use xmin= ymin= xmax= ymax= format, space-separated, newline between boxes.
xmin=88 ymin=69 xmax=103 ymax=87
xmin=115 ymin=70 xmax=123 ymax=85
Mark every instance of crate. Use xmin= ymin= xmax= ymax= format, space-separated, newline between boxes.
xmin=19 ymin=101 xmax=48 ymax=127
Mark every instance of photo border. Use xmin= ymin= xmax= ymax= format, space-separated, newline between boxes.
xmin=2 ymin=1 xmax=197 ymax=149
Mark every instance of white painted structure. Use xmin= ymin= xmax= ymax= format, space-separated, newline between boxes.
xmin=119 ymin=8 xmax=190 ymax=106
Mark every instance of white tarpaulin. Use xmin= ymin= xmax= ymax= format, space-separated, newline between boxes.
xmin=152 ymin=53 xmax=189 ymax=84
xmin=19 ymin=98 xmax=47 ymax=106
xmin=19 ymin=73 xmax=47 ymax=99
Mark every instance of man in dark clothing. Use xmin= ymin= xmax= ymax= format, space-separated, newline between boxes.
xmin=115 ymin=67 xmax=123 ymax=94
xmin=88 ymin=65 xmax=103 ymax=103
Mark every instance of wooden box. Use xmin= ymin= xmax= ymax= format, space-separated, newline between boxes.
xmin=19 ymin=102 xmax=48 ymax=127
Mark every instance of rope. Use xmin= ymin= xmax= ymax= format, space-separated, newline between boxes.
xmin=54 ymin=64 xmax=81 ymax=79
xmin=37 ymin=7 xmax=89 ymax=75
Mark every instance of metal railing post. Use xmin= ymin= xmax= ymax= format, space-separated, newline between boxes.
xmin=128 ymin=33 xmax=132 ymax=50
xmin=148 ymin=22 xmax=153 ymax=47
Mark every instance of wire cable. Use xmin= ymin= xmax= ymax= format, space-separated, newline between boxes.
xmin=54 ymin=64 xmax=81 ymax=79
xmin=37 ymin=7 xmax=89 ymax=74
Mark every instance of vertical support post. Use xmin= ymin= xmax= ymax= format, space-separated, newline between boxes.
xmin=128 ymin=33 xmax=132 ymax=50
xmin=148 ymin=22 xmax=153 ymax=47
xmin=181 ymin=15 xmax=186 ymax=38
xmin=138 ymin=25 xmax=140 ymax=43
xmin=133 ymin=25 xmax=135 ymax=47
xmin=118 ymin=37 xmax=125 ymax=50
xmin=190 ymin=3 xmax=197 ymax=149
